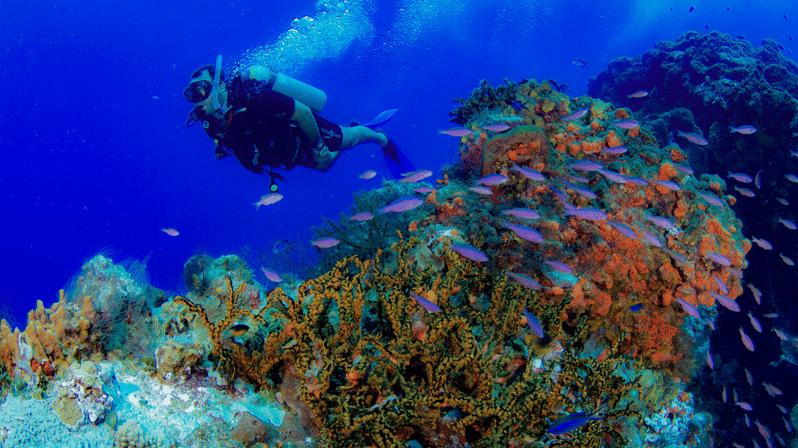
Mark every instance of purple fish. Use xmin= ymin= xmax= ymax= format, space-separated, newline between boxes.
xmin=523 ymin=306 xmax=545 ymax=338
xmin=624 ymin=175 xmax=648 ymax=186
xmin=476 ymin=173 xmax=509 ymax=186
xmin=413 ymin=187 xmax=435 ymax=193
xmin=786 ymin=174 xmax=798 ymax=183
xmin=674 ymin=297 xmax=701 ymax=319
xmin=641 ymin=231 xmax=663 ymax=247
xmin=710 ymin=292 xmax=740 ymax=312
xmin=379 ymin=196 xmax=424 ymax=213
xmin=568 ymin=160 xmax=604 ymax=172
xmin=645 ymin=216 xmax=676 ymax=229
xmin=501 ymin=208 xmax=541 ymax=220
xmin=748 ymin=312 xmax=762 ymax=332
xmin=627 ymin=90 xmax=649 ymax=98
xmin=779 ymin=253 xmax=795 ymax=266
xmin=777 ymin=197 xmax=789 ymax=205
xmin=506 ymin=271 xmax=542 ymax=290
xmin=736 ymin=402 xmax=754 ymax=411
xmin=608 ymin=221 xmax=638 ymax=239
xmin=747 ymin=284 xmax=762 ymax=304
xmin=698 ymin=193 xmax=724 ymax=207
xmin=350 ymin=212 xmax=375 ymax=221
xmin=565 ymin=207 xmax=607 ymax=222
xmin=779 ymin=217 xmax=797 ymax=230
xmin=312 ymin=237 xmax=341 ymax=248
xmin=410 ymin=292 xmax=441 ymax=313
xmin=598 ymin=169 xmax=628 ymax=183
xmin=570 ymin=185 xmax=597 ymax=199
xmin=563 ymin=107 xmax=589 ymax=121
xmin=261 ymin=267 xmax=283 ymax=283
xmin=468 ymin=186 xmax=493 ymax=195
xmin=502 ymin=221 xmax=545 ymax=242
xmin=440 ymin=128 xmax=472 ymax=137
xmin=733 ymin=186 xmax=756 ymax=197
xmin=711 ymin=275 xmax=729 ymax=294
xmin=751 ymin=236 xmax=772 ymax=250
xmin=483 ymin=123 xmax=511 ymax=132
xmin=511 ymin=164 xmax=546 ymax=181
xmin=677 ymin=130 xmax=709 ymax=146
xmin=673 ymin=163 xmax=694 ymax=175
xmin=706 ymin=252 xmax=732 ymax=266
xmin=544 ymin=260 xmax=573 ymax=274
xmin=739 ymin=327 xmax=755 ymax=351
xmin=548 ymin=413 xmax=604 ymax=435
xmin=603 ymin=146 xmax=628 ymax=155
xmin=613 ymin=119 xmax=639 ymax=129
xmin=651 ymin=179 xmax=681 ymax=191
xmin=664 ymin=249 xmax=689 ymax=265
xmin=450 ymin=243 xmax=489 ymax=262
xmin=730 ymin=125 xmax=757 ymax=134
xmin=727 ymin=171 xmax=753 ymax=183
xmin=400 ymin=170 xmax=433 ymax=183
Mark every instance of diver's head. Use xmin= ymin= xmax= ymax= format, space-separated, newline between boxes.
xmin=184 ymin=55 xmax=226 ymax=116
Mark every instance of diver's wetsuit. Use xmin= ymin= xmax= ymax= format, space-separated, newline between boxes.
xmin=201 ymin=75 xmax=343 ymax=173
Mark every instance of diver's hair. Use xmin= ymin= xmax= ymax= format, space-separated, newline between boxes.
xmin=190 ymin=64 xmax=215 ymax=80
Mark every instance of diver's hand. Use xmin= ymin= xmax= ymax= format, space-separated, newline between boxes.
xmin=314 ymin=138 xmax=329 ymax=157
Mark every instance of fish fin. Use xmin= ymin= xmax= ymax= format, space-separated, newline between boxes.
xmin=360 ymin=108 xmax=399 ymax=129
xmin=382 ymin=139 xmax=415 ymax=179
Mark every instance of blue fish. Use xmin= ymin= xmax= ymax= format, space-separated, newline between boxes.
xmin=511 ymin=100 xmax=528 ymax=111
xmin=548 ymin=413 xmax=604 ymax=434
xmin=629 ymin=303 xmax=645 ymax=312
xmin=523 ymin=306 xmax=545 ymax=338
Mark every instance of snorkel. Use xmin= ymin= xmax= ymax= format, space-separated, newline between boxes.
xmin=210 ymin=54 xmax=224 ymax=112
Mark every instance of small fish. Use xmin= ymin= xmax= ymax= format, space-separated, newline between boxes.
xmin=712 ymin=276 xmax=729 ymax=294
xmin=785 ymin=417 xmax=793 ymax=433
xmin=548 ymin=412 xmax=603 ymax=434
xmin=754 ymin=171 xmax=761 ymax=189
xmin=629 ymin=303 xmax=645 ymax=312
xmin=677 ymin=130 xmax=709 ymax=146
xmin=730 ymin=125 xmax=757 ymax=134
xmin=568 ymin=160 xmax=604 ymax=171
xmin=764 ymin=313 xmax=779 ymax=318
xmin=272 ymin=239 xmax=296 ymax=254
xmin=748 ymin=284 xmax=762 ymax=304
xmin=751 ymin=237 xmax=773 ymax=250
xmin=733 ymin=186 xmax=756 ymax=197
xmin=439 ymin=128 xmax=473 ymax=137
xmin=779 ymin=253 xmax=795 ymax=266
xmin=745 ymin=414 xmax=751 ymax=428
xmin=754 ymin=420 xmax=771 ymax=440
xmin=312 ymin=237 xmax=340 ymax=248
xmin=778 ymin=217 xmax=797 ymax=230
xmin=571 ymin=186 xmax=597 ymax=199
xmin=261 ymin=267 xmax=283 ymax=283
xmin=570 ymin=58 xmax=588 ymax=68
xmin=511 ymin=164 xmax=546 ymax=181
xmin=506 ymin=271 xmax=542 ymax=290
xmin=254 ymin=193 xmax=284 ymax=209
xmin=565 ymin=207 xmax=608 ymax=222
xmin=161 ymin=228 xmax=180 ymax=236
xmin=400 ymin=170 xmax=433 ymax=183
xmin=727 ymin=171 xmax=754 ymax=183
xmin=646 ymin=216 xmax=676 ymax=229
xmin=744 ymin=367 xmax=753 ymax=385
xmin=722 ymin=387 xmax=727 ymax=402
xmin=739 ymin=327 xmax=755 ymax=351
xmin=674 ymin=297 xmax=701 ymax=319
xmin=652 ymin=179 xmax=682 ymax=191
xmin=673 ymin=163 xmax=694 ymax=175
xmin=705 ymin=252 xmax=732 ymax=266
xmin=736 ymin=401 xmax=753 ymax=411
xmin=449 ymin=243 xmax=489 ymax=262
xmin=689 ymin=5 xmax=695 ymax=12
xmin=410 ymin=292 xmax=441 ymax=313
xmin=483 ymin=123 xmax=511 ymax=132
xmin=612 ymin=119 xmax=639 ymax=129
xmin=501 ymin=208 xmax=541 ymax=220
xmin=359 ymin=170 xmax=377 ymax=179
xmin=379 ymin=196 xmax=424 ymax=213
xmin=523 ymin=306 xmax=545 ymax=338
xmin=698 ymin=192 xmax=724 ymax=207
xmin=468 ymin=186 xmax=494 ymax=195
xmin=624 ymin=176 xmax=648 ymax=185
xmin=777 ymin=197 xmax=789 ymax=205
xmin=413 ymin=187 xmax=434 ymax=193
xmin=476 ymin=173 xmax=509 ymax=186
xmin=763 ymin=382 xmax=783 ymax=397
xmin=350 ymin=212 xmax=375 ymax=221
xmin=773 ymin=328 xmax=789 ymax=341
xmin=786 ymin=174 xmax=798 ymax=183
xmin=607 ymin=221 xmax=638 ymax=239
xmin=598 ymin=169 xmax=628 ymax=183
xmin=627 ymin=90 xmax=649 ymax=98
xmin=706 ymin=350 xmax=714 ymax=369
xmin=641 ymin=231 xmax=663 ymax=247
xmin=544 ymin=260 xmax=573 ymax=274
xmin=777 ymin=404 xmax=789 ymax=414
xmin=602 ymin=145 xmax=628 ymax=155
xmin=710 ymin=292 xmax=740 ymax=312
xmin=563 ymin=107 xmax=589 ymax=121
xmin=502 ymin=221 xmax=545 ymax=243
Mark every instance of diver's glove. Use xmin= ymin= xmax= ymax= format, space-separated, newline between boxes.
xmin=314 ymin=138 xmax=329 ymax=157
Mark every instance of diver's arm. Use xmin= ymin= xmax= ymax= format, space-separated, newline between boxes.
xmin=290 ymin=100 xmax=322 ymax=143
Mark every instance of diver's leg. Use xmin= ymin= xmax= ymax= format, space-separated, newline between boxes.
xmin=340 ymin=125 xmax=389 ymax=149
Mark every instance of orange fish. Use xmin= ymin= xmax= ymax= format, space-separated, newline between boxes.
xmin=161 ymin=228 xmax=179 ymax=236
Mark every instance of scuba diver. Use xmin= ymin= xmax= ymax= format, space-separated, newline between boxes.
xmin=184 ymin=55 xmax=413 ymax=192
